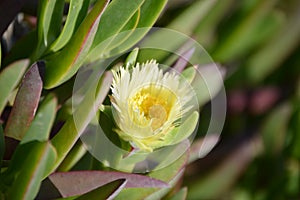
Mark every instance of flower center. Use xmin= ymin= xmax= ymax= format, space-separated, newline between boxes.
xmin=128 ymin=84 xmax=177 ymax=131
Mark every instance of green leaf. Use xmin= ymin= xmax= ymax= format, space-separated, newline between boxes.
xmin=87 ymin=0 xmax=168 ymax=62
xmin=33 ymin=0 xmax=65 ymax=59
xmin=181 ymin=66 xmax=196 ymax=83
xmin=167 ymin=111 xmax=199 ymax=145
xmin=0 ymin=59 xmax=28 ymax=114
xmin=111 ymin=0 xmax=168 ymax=58
xmin=100 ymin=9 xmax=141 ymax=56
xmin=150 ymin=111 xmax=199 ymax=149
xmin=21 ymin=94 xmax=57 ymax=144
xmin=50 ymin=72 xmax=112 ymax=174
xmin=49 ymin=0 xmax=90 ymax=52
xmin=7 ymin=141 xmax=57 ymax=200
xmin=57 ymin=141 xmax=87 ymax=172
xmin=91 ymin=0 xmax=144 ymax=49
xmin=5 ymin=62 xmax=44 ymax=140
xmin=137 ymin=0 xmax=168 ymax=28
xmin=125 ymin=48 xmax=139 ymax=66
xmin=115 ymin=152 xmax=188 ymax=200
xmin=2 ymin=142 xmax=36 ymax=184
xmin=44 ymin=0 xmax=110 ymax=89
xmin=87 ymin=0 xmax=144 ymax=62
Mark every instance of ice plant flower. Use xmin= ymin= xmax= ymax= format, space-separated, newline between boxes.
xmin=111 ymin=60 xmax=198 ymax=152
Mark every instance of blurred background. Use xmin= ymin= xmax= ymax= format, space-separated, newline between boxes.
xmin=1 ymin=0 xmax=300 ymax=199
xmin=156 ymin=0 xmax=300 ymax=199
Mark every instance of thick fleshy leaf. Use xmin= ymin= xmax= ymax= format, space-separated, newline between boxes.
xmin=21 ymin=93 xmax=57 ymax=144
xmin=125 ymin=48 xmax=139 ymax=66
xmin=33 ymin=0 xmax=64 ymax=59
xmin=93 ymin=0 xmax=144 ymax=44
xmin=49 ymin=0 xmax=90 ymax=52
xmin=98 ymin=9 xmax=141 ymax=56
xmin=50 ymin=72 xmax=112 ymax=174
xmin=0 ymin=59 xmax=28 ymax=114
xmin=110 ymin=0 xmax=168 ymax=58
xmin=87 ymin=0 xmax=168 ymax=62
xmin=2 ymin=142 xmax=34 ymax=182
xmin=49 ymin=170 xmax=168 ymax=197
xmin=88 ymin=0 xmax=144 ymax=58
xmin=57 ymin=141 xmax=87 ymax=172
xmin=7 ymin=141 xmax=57 ymax=200
xmin=44 ymin=0 xmax=110 ymax=89
xmin=5 ymin=61 xmax=44 ymax=140
xmin=115 ymin=152 xmax=188 ymax=200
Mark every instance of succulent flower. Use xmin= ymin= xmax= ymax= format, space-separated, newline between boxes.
xmin=111 ymin=60 xmax=198 ymax=152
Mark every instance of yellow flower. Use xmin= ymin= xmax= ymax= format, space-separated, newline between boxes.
xmin=111 ymin=60 xmax=196 ymax=152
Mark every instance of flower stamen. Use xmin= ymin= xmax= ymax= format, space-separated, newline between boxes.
xmin=128 ymin=84 xmax=177 ymax=131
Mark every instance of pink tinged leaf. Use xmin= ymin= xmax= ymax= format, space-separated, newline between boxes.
xmin=49 ymin=170 xmax=169 ymax=197
xmin=44 ymin=0 xmax=110 ymax=89
xmin=172 ymin=47 xmax=195 ymax=73
xmin=5 ymin=61 xmax=44 ymax=140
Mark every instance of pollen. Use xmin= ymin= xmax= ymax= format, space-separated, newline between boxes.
xmin=128 ymin=84 xmax=177 ymax=131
